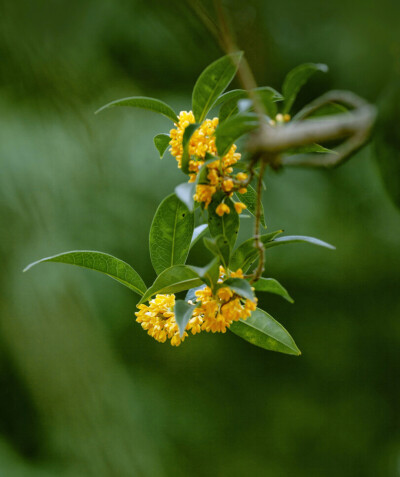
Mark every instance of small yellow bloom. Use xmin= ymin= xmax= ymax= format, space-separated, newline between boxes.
xmin=222 ymin=179 xmax=234 ymax=192
xmin=194 ymin=184 xmax=216 ymax=208
xmin=230 ymin=268 xmax=244 ymax=278
xmin=236 ymin=172 xmax=248 ymax=181
xmin=234 ymin=202 xmax=247 ymax=214
xmin=216 ymin=203 xmax=230 ymax=216
xmin=217 ymin=287 xmax=233 ymax=301
xmin=238 ymin=187 xmax=247 ymax=194
xmin=135 ymin=294 xmax=188 ymax=346
xmin=207 ymin=169 xmax=219 ymax=186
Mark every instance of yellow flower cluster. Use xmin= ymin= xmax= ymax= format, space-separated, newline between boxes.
xmin=135 ymin=268 xmax=257 ymax=346
xmin=169 ymin=111 xmax=248 ymax=216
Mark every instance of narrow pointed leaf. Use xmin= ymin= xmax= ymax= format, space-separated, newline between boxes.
xmin=215 ymin=113 xmax=259 ymax=157
xmin=149 ymin=194 xmax=194 ymax=275
xmin=236 ymin=184 xmax=266 ymax=228
xmin=221 ymin=277 xmax=254 ymax=301
xmin=219 ymin=99 xmax=240 ymax=123
xmin=253 ymin=278 xmax=294 ymax=303
xmin=204 ymin=235 xmax=230 ymax=269
xmin=254 ymin=86 xmax=283 ymax=118
xmin=24 ymin=251 xmax=146 ymax=296
xmin=181 ymin=123 xmax=200 ymax=174
xmin=282 ymin=63 xmax=328 ymax=114
xmin=229 ymin=308 xmax=300 ymax=355
xmin=285 ymin=143 xmax=336 ymax=155
xmin=265 ymin=235 xmax=335 ymax=250
xmin=95 ymin=96 xmax=178 ymax=122
xmin=294 ymin=101 xmax=348 ymax=121
xmin=214 ymin=89 xmax=247 ymax=108
xmin=174 ymin=300 xmax=196 ymax=337
xmin=190 ymin=224 xmax=209 ymax=249
xmin=189 ymin=257 xmax=220 ymax=290
xmin=208 ymin=196 xmax=239 ymax=249
xmin=217 ymin=87 xmax=283 ymax=121
xmin=139 ymin=265 xmax=202 ymax=304
xmin=154 ymin=134 xmax=171 ymax=158
xmin=192 ymin=52 xmax=243 ymax=123
xmin=230 ymin=230 xmax=283 ymax=271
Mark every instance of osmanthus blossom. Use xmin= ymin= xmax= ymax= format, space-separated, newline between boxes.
xmin=24 ymin=54 xmax=347 ymax=356
xmin=169 ymin=111 xmax=247 ymax=216
xmin=135 ymin=268 xmax=257 ymax=346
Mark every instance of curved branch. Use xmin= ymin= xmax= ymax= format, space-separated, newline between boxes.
xmin=248 ymin=90 xmax=376 ymax=169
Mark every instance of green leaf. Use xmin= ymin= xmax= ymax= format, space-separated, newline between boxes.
xmin=282 ymin=63 xmax=328 ymax=114
xmin=149 ymin=194 xmax=194 ymax=275
xmin=253 ymin=278 xmax=294 ymax=303
xmin=190 ymin=224 xmax=209 ymax=249
xmin=24 ymin=250 xmax=146 ymax=296
xmin=153 ymin=134 xmax=171 ymax=158
xmin=214 ymin=89 xmax=247 ymax=108
xmin=301 ymin=102 xmax=348 ymax=119
xmin=192 ymin=52 xmax=243 ymax=123
xmin=196 ymin=155 xmax=219 ymax=184
xmin=236 ymin=184 xmax=266 ymax=228
xmin=254 ymin=86 xmax=283 ymax=118
xmin=174 ymin=300 xmax=196 ymax=337
xmin=219 ymin=98 xmax=240 ymax=123
xmin=265 ymin=235 xmax=335 ymax=250
xmin=189 ymin=257 xmax=220 ymax=290
xmin=204 ymin=235 xmax=230 ymax=269
xmin=185 ymin=284 xmax=206 ymax=302
xmin=230 ymin=230 xmax=283 ymax=271
xmin=284 ymin=143 xmax=336 ymax=155
xmin=221 ymin=277 xmax=254 ymax=301
xmin=139 ymin=265 xmax=203 ymax=304
xmin=208 ymin=196 xmax=239 ymax=249
xmin=215 ymin=113 xmax=259 ymax=157
xmin=217 ymin=87 xmax=283 ymax=121
xmin=175 ymin=182 xmax=196 ymax=212
xmin=95 ymin=96 xmax=178 ymax=122
xmin=229 ymin=308 xmax=300 ymax=355
xmin=181 ymin=123 xmax=200 ymax=174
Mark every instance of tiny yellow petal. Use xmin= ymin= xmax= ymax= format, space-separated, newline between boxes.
xmin=234 ymin=202 xmax=247 ymax=214
xmin=216 ymin=203 xmax=230 ymax=216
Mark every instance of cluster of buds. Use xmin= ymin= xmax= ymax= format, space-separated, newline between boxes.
xmin=135 ymin=267 xmax=257 ymax=346
xmin=169 ymin=111 xmax=249 ymax=216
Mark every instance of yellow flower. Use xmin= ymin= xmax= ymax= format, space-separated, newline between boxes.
xmin=217 ymin=286 xmax=233 ymax=301
xmin=135 ymin=294 xmax=187 ymax=346
xmin=168 ymin=110 xmax=257 ymax=221
xmin=222 ymin=179 xmax=234 ymax=192
xmin=193 ymin=276 xmax=257 ymax=334
xmin=234 ymin=202 xmax=247 ymax=214
xmin=216 ymin=203 xmax=230 ymax=216
xmin=230 ymin=268 xmax=244 ymax=278
xmin=207 ymin=168 xmax=219 ymax=186
xmin=194 ymin=184 xmax=216 ymax=208
xmin=236 ymin=172 xmax=248 ymax=181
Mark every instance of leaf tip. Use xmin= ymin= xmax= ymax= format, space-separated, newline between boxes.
xmin=317 ymin=63 xmax=329 ymax=73
xmin=94 ymin=105 xmax=106 ymax=115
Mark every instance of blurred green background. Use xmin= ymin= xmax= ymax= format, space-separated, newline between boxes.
xmin=1 ymin=0 xmax=400 ymax=475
